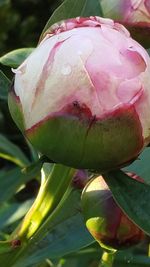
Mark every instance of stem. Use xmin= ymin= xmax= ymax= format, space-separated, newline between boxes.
xmin=8 ymin=187 xmax=73 ymax=266
xmin=148 ymin=243 xmax=150 ymax=257
xmin=26 ymin=186 xmax=72 ymax=243
xmin=17 ymin=164 xmax=76 ymax=239
xmin=99 ymin=251 xmax=116 ymax=267
xmin=1 ymin=164 xmax=76 ymax=266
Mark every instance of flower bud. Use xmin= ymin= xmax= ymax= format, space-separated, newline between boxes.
xmin=72 ymin=170 xmax=89 ymax=189
xmin=81 ymin=173 xmax=145 ymax=250
xmin=9 ymin=16 xmax=150 ymax=171
xmin=101 ymin=0 xmax=150 ymax=47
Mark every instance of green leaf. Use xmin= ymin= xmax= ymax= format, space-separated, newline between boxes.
xmin=0 ymin=158 xmax=43 ymax=203
xmin=40 ymin=0 xmax=102 ymax=39
xmin=0 ymin=48 xmax=34 ymax=68
xmin=0 ymin=168 xmax=24 ymax=203
xmin=0 ymin=199 xmax=33 ymax=231
xmin=0 ymin=134 xmax=29 ymax=167
xmin=0 ymin=70 xmax=10 ymax=100
xmin=80 ymin=0 xmax=103 ymax=17
xmin=115 ymin=255 xmax=150 ymax=267
xmin=5 ymin=190 xmax=93 ymax=267
xmin=100 ymin=0 xmax=122 ymax=20
xmin=23 ymin=215 xmax=93 ymax=267
xmin=57 ymin=244 xmax=150 ymax=267
xmin=103 ymin=170 xmax=150 ymax=235
xmin=124 ymin=147 xmax=150 ymax=184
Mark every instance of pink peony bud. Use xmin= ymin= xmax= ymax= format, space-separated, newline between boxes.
xmin=8 ymin=16 xmax=150 ymax=171
xmin=81 ymin=173 xmax=145 ymax=250
xmin=101 ymin=0 xmax=150 ymax=47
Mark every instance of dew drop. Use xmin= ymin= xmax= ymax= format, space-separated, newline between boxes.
xmin=61 ymin=64 xmax=72 ymax=75
xmin=76 ymin=17 xmax=80 ymax=22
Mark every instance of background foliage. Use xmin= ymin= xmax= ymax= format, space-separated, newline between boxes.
xmin=1 ymin=0 xmax=150 ymax=266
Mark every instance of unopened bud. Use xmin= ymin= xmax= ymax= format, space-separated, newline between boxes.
xmin=81 ymin=173 xmax=145 ymax=250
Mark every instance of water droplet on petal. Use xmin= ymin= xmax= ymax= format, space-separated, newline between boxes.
xmin=61 ymin=65 xmax=72 ymax=75
xmin=76 ymin=17 xmax=80 ymax=22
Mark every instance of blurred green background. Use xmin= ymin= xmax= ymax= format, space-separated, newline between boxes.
xmin=1 ymin=1 xmax=150 ymax=266
xmin=0 ymin=0 xmax=61 ymax=55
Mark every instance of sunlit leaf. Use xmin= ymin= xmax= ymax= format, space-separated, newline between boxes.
xmin=2 ymin=190 xmax=93 ymax=267
xmin=0 ymin=48 xmax=34 ymax=68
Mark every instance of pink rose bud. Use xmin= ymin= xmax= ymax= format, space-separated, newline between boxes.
xmin=8 ymin=17 xmax=150 ymax=171
xmin=101 ymin=0 xmax=150 ymax=47
xmin=81 ymin=173 xmax=145 ymax=250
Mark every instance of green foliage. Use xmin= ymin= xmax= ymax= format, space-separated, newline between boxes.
xmin=12 ymin=190 xmax=94 ymax=267
xmin=103 ymin=170 xmax=150 ymax=235
xmin=0 ymin=48 xmax=34 ymax=68
xmin=0 ymin=70 xmax=10 ymax=100
xmin=0 ymin=0 xmax=61 ymax=55
xmin=0 ymin=133 xmax=29 ymax=167
xmin=0 ymin=199 xmax=33 ymax=231
xmin=0 ymin=0 xmax=150 ymax=267
xmin=124 ymin=147 xmax=150 ymax=184
xmin=41 ymin=0 xmax=103 ymax=38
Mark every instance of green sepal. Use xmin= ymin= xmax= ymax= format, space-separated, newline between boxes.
xmin=8 ymin=91 xmax=25 ymax=132
xmin=26 ymin=105 xmax=143 ymax=171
